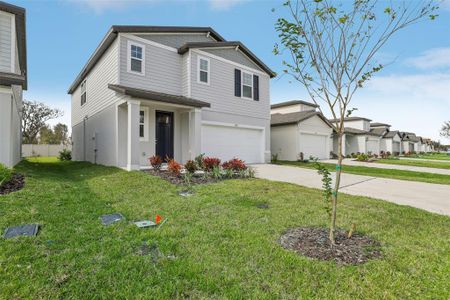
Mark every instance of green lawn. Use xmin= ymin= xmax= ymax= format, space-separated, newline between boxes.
xmin=404 ymin=153 xmax=450 ymax=161
xmin=0 ymin=158 xmax=449 ymax=298
xmin=277 ymin=161 xmax=450 ymax=185
xmin=377 ymin=158 xmax=450 ymax=170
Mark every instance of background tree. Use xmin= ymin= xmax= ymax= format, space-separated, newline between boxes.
xmin=53 ymin=123 xmax=69 ymax=145
xmin=38 ymin=123 xmax=69 ymax=145
xmin=22 ymin=100 xmax=63 ymax=144
xmin=440 ymin=121 xmax=450 ymax=139
xmin=274 ymin=0 xmax=438 ymax=244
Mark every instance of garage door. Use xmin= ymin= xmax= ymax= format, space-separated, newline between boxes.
xmin=300 ymin=133 xmax=328 ymax=159
xmin=366 ymin=139 xmax=379 ymax=154
xmin=392 ymin=141 xmax=400 ymax=153
xmin=201 ymin=124 xmax=264 ymax=163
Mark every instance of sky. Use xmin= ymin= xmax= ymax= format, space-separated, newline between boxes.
xmin=9 ymin=0 xmax=450 ymax=142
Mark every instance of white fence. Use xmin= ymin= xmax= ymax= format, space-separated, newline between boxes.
xmin=22 ymin=144 xmax=72 ymax=157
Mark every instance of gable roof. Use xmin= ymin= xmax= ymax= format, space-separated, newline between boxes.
xmin=178 ymin=42 xmax=275 ymax=78
xmin=271 ymin=100 xmax=318 ymax=109
xmin=68 ymin=26 xmax=226 ymax=94
xmin=108 ymin=84 xmax=210 ymax=108
xmin=343 ymin=127 xmax=380 ymax=136
xmin=329 ymin=116 xmax=372 ymax=123
xmin=384 ymin=130 xmax=401 ymax=139
xmin=0 ymin=1 xmax=27 ymax=89
xmin=371 ymin=122 xmax=391 ymax=128
xmin=271 ymin=111 xmax=333 ymax=128
xmin=370 ymin=127 xmax=387 ymax=136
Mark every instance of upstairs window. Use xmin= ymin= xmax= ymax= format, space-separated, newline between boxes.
xmin=127 ymin=41 xmax=145 ymax=75
xmin=80 ymin=80 xmax=87 ymax=106
xmin=242 ymin=71 xmax=253 ymax=99
xmin=197 ymin=56 xmax=210 ymax=84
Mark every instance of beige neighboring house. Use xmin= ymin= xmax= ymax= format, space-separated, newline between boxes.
xmin=270 ymin=100 xmax=333 ymax=160
xmin=329 ymin=117 xmax=381 ymax=156
xmin=68 ymin=26 xmax=275 ymax=170
xmin=0 ymin=2 xmax=26 ymax=167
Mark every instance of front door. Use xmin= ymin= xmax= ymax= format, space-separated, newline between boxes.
xmin=155 ymin=111 xmax=174 ymax=159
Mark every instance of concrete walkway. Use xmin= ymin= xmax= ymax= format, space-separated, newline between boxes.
xmin=252 ymin=164 xmax=450 ymax=216
xmin=322 ymin=159 xmax=450 ymax=175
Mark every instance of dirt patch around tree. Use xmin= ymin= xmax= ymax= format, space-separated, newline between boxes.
xmin=0 ymin=173 xmax=25 ymax=195
xmin=279 ymin=227 xmax=382 ymax=265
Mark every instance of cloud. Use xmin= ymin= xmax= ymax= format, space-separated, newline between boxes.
xmin=405 ymin=47 xmax=450 ymax=70
xmin=208 ymin=0 xmax=248 ymax=11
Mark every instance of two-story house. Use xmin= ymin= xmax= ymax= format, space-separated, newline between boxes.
xmin=0 ymin=2 xmax=26 ymax=167
xmin=68 ymin=26 xmax=275 ymax=170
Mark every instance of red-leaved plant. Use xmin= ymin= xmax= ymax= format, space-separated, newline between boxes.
xmin=149 ymin=155 xmax=163 ymax=171
xmin=202 ymin=157 xmax=221 ymax=171
xmin=167 ymin=159 xmax=182 ymax=177
xmin=222 ymin=158 xmax=247 ymax=171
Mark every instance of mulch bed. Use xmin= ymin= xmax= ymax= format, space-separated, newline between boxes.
xmin=143 ymin=169 xmax=223 ymax=186
xmin=0 ymin=173 xmax=25 ymax=195
xmin=279 ymin=227 xmax=382 ymax=265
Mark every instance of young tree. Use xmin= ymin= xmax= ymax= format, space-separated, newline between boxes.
xmin=22 ymin=100 xmax=63 ymax=144
xmin=274 ymin=0 xmax=438 ymax=244
xmin=440 ymin=121 xmax=450 ymax=139
xmin=53 ymin=123 xmax=69 ymax=145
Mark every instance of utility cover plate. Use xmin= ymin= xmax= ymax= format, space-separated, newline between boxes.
xmin=100 ymin=213 xmax=124 ymax=225
xmin=134 ymin=221 xmax=157 ymax=228
xmin=4 ymin=224 xmax=39 ymax=238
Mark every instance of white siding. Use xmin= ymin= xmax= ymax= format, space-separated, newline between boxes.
xmin=0 ymin=12 xmax=13 ymax=73
xmin=71 ymin=38 xmax=120 ymax=126
xmin=271 ymin=124 xmax=298 ymax=161
xmin=203 ymin=48 xmax=264 ymax=72
xmin=344 ymin=120 xmax=370 ymax=131
xmin=119 ymin=35 xmax=183 ymax=95
xmin=190 ymin=51 xmax=270 ymax=120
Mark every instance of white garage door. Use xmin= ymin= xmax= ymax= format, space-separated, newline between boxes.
xmin=201 ymin=124 xmax=264 ymax=163
xmin=300 ymin=133 xmax=328 ymax=159
xmin=392 ymin=141 xmax=400 ymax=153
xmin=366 ymin=139 xmax=379 ymax=154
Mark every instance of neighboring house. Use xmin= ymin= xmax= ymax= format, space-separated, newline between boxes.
xmin=400 ymin=132 xmax=416 ymax=153
xmin=270 ymin=100 xmax=333 ymax=160
xmin=370 ymin=122 xmax=402 ymax=155
xmin=0 ymin=2 xmax=26 ymax=167
xmin=329 ymin=117 xmax=380 ymax=156
xmin=68 ymin=26 xmax=275 ymax=170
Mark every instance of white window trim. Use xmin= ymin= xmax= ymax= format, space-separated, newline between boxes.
xmin=241 ymin=71 xmax=253 ymax=100
xmin=139 ymin=107 xmax=149 ymax=142
xmin=80 ymin=80 xmax=87 ymax=106
xmin=127 ymin=40 xmax=145 ymax=76
xmin=197 ymin=56 xmax=210 ymax=86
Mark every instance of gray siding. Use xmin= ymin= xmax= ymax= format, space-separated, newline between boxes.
xmin=119 ymin=35 xmax=183 ymax=95
xmin=72 ymin=103 xmax=117 ymax=166
xmin=0 ymin=86 xmax=22 ymax=167
xmin=136 ymin=33 xmax=214 ymax=49
xmin=71 ymin=38 xmax=119 ymax=126
xmin=190 ymin=51 xmax=270 ymax=120
xmin=0 ymin=12 xmax=12 ymax=73
xmin=203 ymin=48 xmax=264 ymax=72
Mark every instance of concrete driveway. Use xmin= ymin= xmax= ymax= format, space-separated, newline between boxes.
xmin=322 ymin=159 xmax=450 ymax=175
xmin=252 ymin=164 xmax=450 ymax=216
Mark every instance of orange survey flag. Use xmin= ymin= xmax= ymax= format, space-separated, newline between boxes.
xmin=155 ymin=215 xmax=162 ymax=224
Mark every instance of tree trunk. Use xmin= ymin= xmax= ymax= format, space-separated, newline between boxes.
xmin=330 ymin=131 xmax=343 ymax=245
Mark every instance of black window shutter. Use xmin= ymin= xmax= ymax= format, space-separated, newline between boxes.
xmin=234 ymin=69 xmax=241 ymax=97
xmin=253 ymin=75 xmax=259 ymax=101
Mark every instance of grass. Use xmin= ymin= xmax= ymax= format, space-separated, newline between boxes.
xmin=403 ymin=152 xmax=450 ymax=161
xmin=0 ymin=158 xmax=449 ymax=298
xmin=277 ymin=160 xmax=450 ymax=185
xmin=377 ymin=158 xmax=450 ymax=170
xmin=0 ymin=163 xmax=13 ymax=186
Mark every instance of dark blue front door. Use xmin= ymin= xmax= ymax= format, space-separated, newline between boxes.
xmin=155 ymin=111 xmax=174 ymax=160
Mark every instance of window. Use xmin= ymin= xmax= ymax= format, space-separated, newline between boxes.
xmin=242 ymin=71 xmax=253 ymax=99
xmin=127 ymin=41 xmax=145 ymax=75
xmin=197 ymin=56 xmax=210 ymax=84
xmin=80 ymin=80 xmax=87 ymax=106
xmin=139 ymin=107 xmax=148 ymax=141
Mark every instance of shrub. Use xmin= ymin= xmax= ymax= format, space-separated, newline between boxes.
xmin=222 ymin=158 xmax=247 ymax=171
xmin=271 ymin=153 xmax=279 ymax=163
xmin=58 ymin=149 xmax=72 ymax=161
xmin=330 ymin=151 xmax=338 ymax=159
xmin=356 ymin=153 xmax=368 ymax=161
xmin=167 ymin=159 xmax=182 ymax=176
xmin=345 ymin=154 xmax=351 ymax=159
xmin=194 ymin=153 xmax=205 ymax=170
xmin=211 ymin=166 xmax=222 ymax=179
xmin=149 ymin=155 xmax=163 ymax=171
xmin=0 ymin=163 xmax=13 ymax=187
xmin=351 ymin=153 xmax=357 ymax=158
xmin=373 ymin=154 xmax=378 ymax=159
xmin=202 ymin=157 xmax=221 ymax=171
xmin=184 ymin=160 xmax=197 ymax=174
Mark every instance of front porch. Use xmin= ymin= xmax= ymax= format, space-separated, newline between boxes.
xmin=110 ymin=84 xmax=210 ymax=171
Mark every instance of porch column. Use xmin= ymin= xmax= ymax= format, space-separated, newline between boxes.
xmin=188 ymin=108 xmax=202 ymax=160
xmin=127 ymin=100 xmax=140 ymax=171
xmin=341 ymin=134 xmax=346 ymax=157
